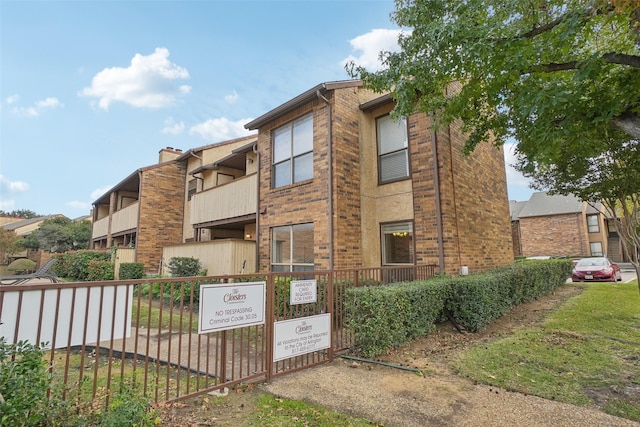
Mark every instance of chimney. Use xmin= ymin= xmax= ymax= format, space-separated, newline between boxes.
xmin=158 ymin=147 xmax=182 ymax=163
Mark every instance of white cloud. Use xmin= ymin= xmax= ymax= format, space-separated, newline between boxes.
xmin=80 ymin=47 xmax=191 ymax=110
xmin=5 ymin=94 xmax=19 ymax=105
xmin=10 ymin=97 xmax=63 ymax=117
xmin=91 ymin=186 xmax=114 ymax=201
xmin=66 ymin=201 xmax=91 ymax=211
xmin=0 ymin=175 xmax=28 ymax=212
xmin=0 ymin=199 xmax=15 ymax=211
xmin=189 ymin=117 xmax=254 ymax=142
xmin=162 ymin=117 xmax=185 ymax=135
xmin=0 ymin=175 xmax=30 ymax=193
xmin=341 ymin=28 xmax=404 ymax=72
xmin=35 ymin=97 xmax=62 ymax=109
xmin=224 ymin=90 xmax=239 ymax=104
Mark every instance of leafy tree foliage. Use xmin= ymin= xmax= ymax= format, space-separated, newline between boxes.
xmin=521 ymin=137 xmax=640 ymax=290
xmin=348 ymin=0 xmax=640 ymax=152
xmin=0 ymin=209 xmax=40 ymax=219
xmin=21 ymin=217 xmax=92 ymax=252
xmin=349 ymin=0 xmax=640 ymax=292
xmin=0 ymin=229 xmax=23 ymax=256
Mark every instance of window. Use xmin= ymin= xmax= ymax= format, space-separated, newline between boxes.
xmin=377 ymin=114 xmax=409 ymax=183
xmin=187 ymin=179 xmax=197 ymax=200
xmin=381 ymin=222 xmax=414 ymax=264
xmin=590 ymin=242 xmax=603 ymax=256
xmin=273 ymin=114 xmax=313 ymax=188
xmin=587 ymin=215 xmax=599 ymax=233
xmin=271 ymin=223 xmax=314 ymax=272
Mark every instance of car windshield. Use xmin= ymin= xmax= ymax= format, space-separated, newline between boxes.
xmin=577 ymin=258 xmax=607 ymax=267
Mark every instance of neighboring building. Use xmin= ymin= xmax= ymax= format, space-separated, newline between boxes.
xmin=92 ymin=147 xmax=187 ymax=273
xmin=245 ymin=80 xmax=513 ymax=275
xmin=510 ymin=191 xmax=624 ymax=261
xmin=1 ymin=214 xmax=66 ymax=270
xmin=92 ymin=137 xmax=258 ymax=275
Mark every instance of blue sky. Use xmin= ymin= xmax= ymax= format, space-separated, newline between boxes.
xmin=0 ymin=0 xmax=534 ymax=219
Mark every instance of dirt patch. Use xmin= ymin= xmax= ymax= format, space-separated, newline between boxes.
xmin=156 ymin=284 xmax=637 ymax=426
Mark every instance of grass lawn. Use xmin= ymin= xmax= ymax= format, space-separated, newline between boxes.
xmin=452 ymin=280 xmax=640 ymax=421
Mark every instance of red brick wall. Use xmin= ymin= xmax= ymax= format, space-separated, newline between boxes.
xmin=411 ymin=115 xmax=513 ymax=275
xmin=519 ymin=214 xmax=588 ymax=257
xmin=256 ymin=99 xmax=331 ymax=272
xmin=137 ymin=162 xmax=186 ymax=273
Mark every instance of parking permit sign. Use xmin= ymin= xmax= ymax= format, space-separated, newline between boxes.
xmin=289 ymin=279 xmax=317 ymax=305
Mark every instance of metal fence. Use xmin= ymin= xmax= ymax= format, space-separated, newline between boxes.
xmin=0 ymin=265 xmax=436 ymax=407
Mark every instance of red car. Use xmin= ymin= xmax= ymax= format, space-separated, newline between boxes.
xmin=572 ymin=257 xmax=622 ymax=282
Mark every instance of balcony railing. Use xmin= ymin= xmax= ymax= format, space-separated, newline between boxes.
xmin=92 ymin=216 xmax=109 ymax=239
xmin=190 ymin=174 xmax=257 ymax=225
xmin=111 ymin=202 xmax=139 ymax=234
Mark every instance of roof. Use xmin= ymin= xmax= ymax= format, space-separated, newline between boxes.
xmin=517 ymin=192 xmax=584 ymax=218
xmin=2 ymin=215 xmax=65 ymax=234
xmin=244 ymin=80 xmax=362 ymax=130
xmin=509 ymin=200 xmax=527 ymax=221
xmin=176 ymin=134 xmax=257 ymax=162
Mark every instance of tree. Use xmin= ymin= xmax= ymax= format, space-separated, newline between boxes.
xmin=21 ymin=217 xmax=92 ymax=253
xmin=0 ymin=228 xmax=23 ymax=261
xmin=519 ymin=136 xmax=640 ymax=291
xmin=348 ymin=0 xmax=640 ymax=152
xmin=0 ymin=209 xmax=39 ymax=219
xmin=348 ymin=0 xmax=640 ymax=290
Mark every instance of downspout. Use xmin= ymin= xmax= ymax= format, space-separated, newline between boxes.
xmin=317 ymin=88 xmax=334 ymax=270
xmin=430 ymin=113 xmax=445 ymax=272
xmin=448 ymin=121 xmax=463 ymax=270
xmin=253 ymin=143 xmax=260 ymax=273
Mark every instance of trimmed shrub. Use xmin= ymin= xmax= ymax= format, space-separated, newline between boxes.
xmin=54 ymin=251 xmax=111 ymax=281
xmin=345 ymin=280 xmax=450 ymax=358
xmin=7 ymin=258 xmax=36 ymax=274
xmin=444 ymin=259 xmax=573 ymax=332
xmin=87 ymin=260 xmax=115 ymax=281
xmin=344 ymin=259 xmax=572 ymax=357
xmin=167 ymin=257 xmax=202 ymax=277
xmin=119 ymin=262 xmax=145 ymax=280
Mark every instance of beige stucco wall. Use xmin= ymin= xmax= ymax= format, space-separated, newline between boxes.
xmin=359 ymin=102 xmax=414 ymax=266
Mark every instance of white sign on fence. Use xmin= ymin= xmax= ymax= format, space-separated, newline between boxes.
xmin=273 ymin=313 xmax=331 ymax=362
xmin=0 ymin=285 xmax=133 ymax=349
xmin=198 ymin=281 xmax=266 ymax=334
xmin=289 ymin=279 xmax=317 ymax=305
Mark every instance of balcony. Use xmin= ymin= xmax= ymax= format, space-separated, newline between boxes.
xmin=111 ymin=202 xmax=139 ymax=234
xmin=190 ymin=174 xmax=257 ymax=226
xmin=162 ymin=239 xmax=256 ymax=276
xmin=92 ymin=216 xmax=109 ymax=239
xmin=92 ymin=202 xmax=139 ymax=239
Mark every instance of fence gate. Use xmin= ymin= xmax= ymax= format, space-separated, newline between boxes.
xmin=0 ymin=265 xmax=435 ymax=407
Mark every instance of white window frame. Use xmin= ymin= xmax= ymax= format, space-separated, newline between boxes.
xmin=272 ymin=114 xmax=313 ymax=188
xmin=587 ymin=215 xmax=599 ymax=233
xmin=377 ymin=114 xmax=409 ymax=184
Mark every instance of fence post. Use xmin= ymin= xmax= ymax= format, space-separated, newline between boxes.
xmin=265 ymin=273 xmax=274 ymax=381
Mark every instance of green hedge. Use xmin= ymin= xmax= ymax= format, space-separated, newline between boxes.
xmin=345 ymin=281 xmax=450 ymax=358
xmin=87 ymin=260 xmax=115 ymax=281
xmin=54 ymin=251 xmax=111 ymax=281
xmin=119 ymin=262 xmax=145 ymax=280
xmin=444 ymin=259 xmax=572 ymax=332
xmin=345 ymin=259 xmax=573 ymax=357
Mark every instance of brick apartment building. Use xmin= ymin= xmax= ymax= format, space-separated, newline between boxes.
xmin=510 ymin=192 xmax=626 ymax=261
xmin=246 ymin=80 xmax=513 ymax=275
xmin=93 ymin=79 xmax=514 ymax=276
